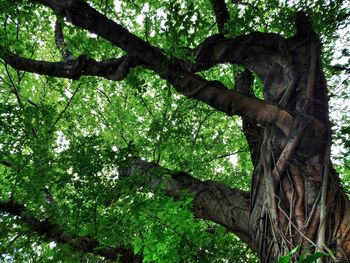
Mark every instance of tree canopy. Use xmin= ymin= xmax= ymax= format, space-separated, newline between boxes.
xmin=0 ymin=0 xmax=349 ymax=262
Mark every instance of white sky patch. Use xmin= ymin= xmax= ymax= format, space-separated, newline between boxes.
xmin=48 ymin=242 xmax=56 ymax=249
xmin=114 ymin=0 xmax=122 ymax=12
xmin=64 ymin=89 xmax=73 ymax=98
xmin=87 ymin=32 xmax=98 ymax=38
xmin=135 ymin=3 xmax=150 ymax=26
xmin=142 ymin=3 xmax=149 ymax=13
xmin=112 ymin=145 xmax=118 ymax=152
xmin=72 ymin=172 xmax=80 ymax=181
xmin=332 ymin=23 xmax=350 ymax=65
xmin=55 ymin=131 xmax=70 ymax=153
xmin=136 ymin=14 xmax=145 ymax=26
xmin=156 ymin=9 xmax=167 ymax=31
xmin=156 ymin=9 xmax=166 ymax=18
xmin=229 ymin=154 xmax=238 ymax=166
xmin=98 ymin=166 xmax=119 ymax=181
xmin=215 ymin=166 xmax=224 ymax=173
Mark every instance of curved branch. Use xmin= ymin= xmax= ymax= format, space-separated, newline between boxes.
xmin=29 ymin=0 xmax=294 ymax=135
xmin=0 ymin=200 xmax=141 ymax=262
xmin=192 ymin=32 xmax=286 ymax=79
xmin=1 ymin=50 xmax=136 ymax=81
xmin=120 ymin=158 xmax=257 ymax=252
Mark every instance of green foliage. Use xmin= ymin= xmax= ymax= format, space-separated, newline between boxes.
xmin=126 ymin=192 xmax=255 ymax=262
xmin=276 ymin=246 xmax=328 ymax=263
xmin=0 ymin=0 xmax=349 ymax=262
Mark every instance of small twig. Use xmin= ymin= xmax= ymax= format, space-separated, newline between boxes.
xmin=95 ymin=109 xmax=129 ymax=145
xmin=5 ymin=63 xmax=23 ymax=106
xmin=49 ymin=83 xmax=81 ymax=133
xmin=27 ymin=99 xmax=38 ymax=107
xmin=4 ymin=233 xmax=22 ymax=251
xmin=200 ymin=150 xmax=243 ymax=163
xmin=97 ymin=87 xmax=112 ymax=104
xmin=139 ymin=96 xmax=154 ymax=118
xmin=192 ymin=112 xmax=214 ymax=143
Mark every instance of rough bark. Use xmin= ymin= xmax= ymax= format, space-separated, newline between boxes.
xmin=0 ymin=1 xmax=349 ymax=262
xmin=1 ymin=50 xmax=136 ymax=81
xmin=54 ymin=16 xmax=73 ymax=61
xmin=192 ymin=8 xmax=350 ymax=261
xmin=0 ymin=159 xmax=253 ymax=260
xmin=119 ymin=158 xmax=253 ymax=250
xmin=25 ymin=0 xmax=294 ymax=136
xmin=0 ymin=200 xmax=141 ymax=262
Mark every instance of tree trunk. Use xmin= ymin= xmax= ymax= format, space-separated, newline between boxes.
xmin=182 ymin=9 xmax=350 ymax=261
xmin=1 ymin=1 xmax=349 ymax=262
xmin=243 ymin=15 xmax=350 ymax=262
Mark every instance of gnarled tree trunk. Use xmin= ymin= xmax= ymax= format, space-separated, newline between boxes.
xmin=192 ymin=7 xmax=350 ymax=261
xmin=1 ymin=1 xmax=349 ymax=262
xmin=244 ymin=15 xmax=350 ymax=262
xmin=244 ymin=23 xmax=350 ymax=262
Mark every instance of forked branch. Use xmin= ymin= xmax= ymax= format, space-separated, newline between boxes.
xmin=27 ymin=0 xmax=294 ymax=135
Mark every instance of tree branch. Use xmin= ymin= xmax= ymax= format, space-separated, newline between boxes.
xmin=0 ymin=160 xmax=13 ymax=167
xmin=332 ymin=65 xmax=350 ymax=73
xmin=49 ymin=83 xmax=80 ymax=133
xmin=234 ymin=69 xmax=262 ymax=165
xmin=28 ymin=0 xmax=294 ymax=135
xmin=1 ymin=49 xmax=136 ymax=81
xmin=192 ymin=32 xmax=286 ymax=79
xmin=2 ymin=156 xmax=256 ymax=255
xmin=120 ymin=158 xmax=257 ymax=252
xmin=0 ymin=200 xmax=141 ymax=262
xmin=210 ymin=0 xmax=230 ymax=34
xmin=54 ymin=16 xmax=73 ymax=60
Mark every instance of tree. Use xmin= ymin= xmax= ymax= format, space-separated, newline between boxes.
xmin=0 ymin=0 xmax=349 ymax=262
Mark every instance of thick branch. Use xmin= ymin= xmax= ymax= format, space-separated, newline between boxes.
xmin=192 ymin=32 xmax=286 ymax=79
xmin=234 ymin=70 xmax=262 ymax=164
xmin=1 ymin=50 xmax=136 ymax=81
xmin=54 ymin=16 xmax=73 ymax=60
xmin=0 ymin=200 xmax=141 ymax=262
xmin=210 ymin=0 xmax=230 ymax=33
xmin=29 ymin=0 xmax=293 ymax=135
xmin=120 ymin=158 xmax=256 ymax=252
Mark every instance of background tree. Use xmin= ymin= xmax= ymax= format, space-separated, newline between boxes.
xmin=0 ymin=0 xmax=349 ymax=262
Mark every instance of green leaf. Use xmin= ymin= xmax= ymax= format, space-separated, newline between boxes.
xmin=276 ymin=246 xmax=300 ymax=263
xmin=298 ymin=252 xmax=328 ymax=263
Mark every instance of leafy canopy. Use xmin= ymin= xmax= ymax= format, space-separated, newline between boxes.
xmin=0 ymin=0 xmax=349 ymax=261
